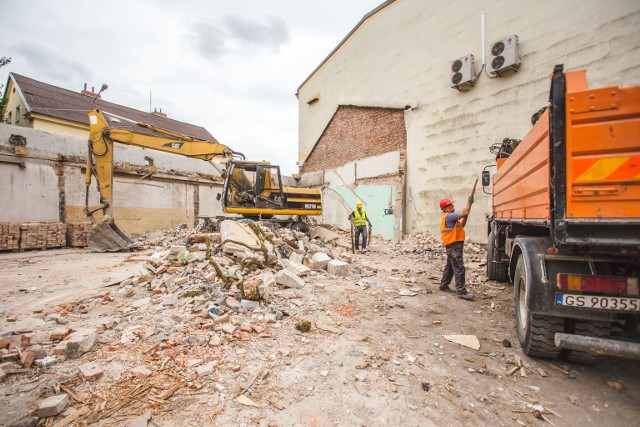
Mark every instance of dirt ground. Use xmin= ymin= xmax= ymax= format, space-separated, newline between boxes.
xmin=1 ymin=231 xmax=639 ymax=427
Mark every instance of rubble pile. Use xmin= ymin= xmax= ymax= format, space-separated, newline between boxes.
xmin=0 ymin=219 xmax=360 ymax=425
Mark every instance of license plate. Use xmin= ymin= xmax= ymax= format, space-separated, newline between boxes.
xmin=556 ymin=293 xmax=640 ymax=312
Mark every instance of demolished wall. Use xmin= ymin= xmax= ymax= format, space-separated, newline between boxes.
xmin=299 ymin=106 xmax=406 ymax=242
xmin=0 ymin=124 xmax=226 ymax=234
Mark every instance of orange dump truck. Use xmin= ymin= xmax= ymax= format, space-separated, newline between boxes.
xmin=484 ymin=65 xmax=640 ymax=362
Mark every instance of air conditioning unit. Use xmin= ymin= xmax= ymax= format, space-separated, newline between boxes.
xmin=451 ymin=54 xmax=475 ymax=90
xmin=489 ymin=34 xmax=520 ymax=76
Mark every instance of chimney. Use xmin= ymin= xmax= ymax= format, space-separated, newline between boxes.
xmin=151 ymin=108 xmax=167 ymax=118
xmin=81 ymin=83 xmax=101 ymax=98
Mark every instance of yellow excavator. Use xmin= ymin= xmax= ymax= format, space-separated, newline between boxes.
xmin=85 ymin=108 xmax=322 ymax=252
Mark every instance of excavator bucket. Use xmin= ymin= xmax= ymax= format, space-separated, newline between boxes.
xmin=89 ymin=221 xmax=140 ymax=252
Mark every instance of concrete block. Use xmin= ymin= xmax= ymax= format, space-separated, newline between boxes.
xmin=79 ymin=361 xmax=104 ymax=381
xmin=38 ymin=393 xmax=69 ymax=417
xmin=64 ymin=328 xmax=97 ymax=359
xmin=283 ymin=260 xmax=311 ymax=277
xmin=241 ymin=299 xmax=260 ymax=311
xmin=309 ymin=252 xmax=332 ymax=270
xmin=257 ymin=271 xmax=276 ymax=287
xmin=50 ymin=328 xmax=70 ymax=341
xmin=195 ymin=361 xmax=218 ymax=377
xmin=126 ymin=410 xmax=152 ymax=427
xmin=289 ymin=252 xmax=304 ymax=264
xmin=310 ymin=226 xmax=340 ymax=242
xmin=327 ymin=260 xmax=349 ymax=277
xmin=275 ymin=270 xmax=305 ymax=289
xmin=162 ymin=294 xmax=179 ymax=306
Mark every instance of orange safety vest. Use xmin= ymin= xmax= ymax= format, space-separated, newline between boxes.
xmin=440 ymin=213 xmax=465 ymax=246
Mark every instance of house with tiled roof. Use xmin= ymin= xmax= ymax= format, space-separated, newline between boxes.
xmin=0 ymin=73 xmax=226 ymax=234
xmin=1 ymin=72 xmax=217 ymax=142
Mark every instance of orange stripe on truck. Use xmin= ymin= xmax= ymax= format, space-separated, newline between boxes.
xmin=574 ymin=155 xmax=640 ymax=182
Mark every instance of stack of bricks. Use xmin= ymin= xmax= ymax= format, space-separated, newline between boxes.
xmin=66 ymin=222 xmax=92 ymax=248
xmin=0 ymin=222 xmax=20 ymax=251
xmin=19 ymin=222 xmax=66 ymax=250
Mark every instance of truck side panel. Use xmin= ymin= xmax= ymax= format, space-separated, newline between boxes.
xmin=566 ymin=82 xmax=640 ymax=219
xmin=493 ymin=111 xmax=550 ymax=220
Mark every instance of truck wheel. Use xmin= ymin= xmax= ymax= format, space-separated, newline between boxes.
xmin=562 ymin=320 xmax=611 ymax=364
xmin=487 ymin=230 xmax=509 ymax=282
xmin=514 ymin=256 xmax=564 ymax=358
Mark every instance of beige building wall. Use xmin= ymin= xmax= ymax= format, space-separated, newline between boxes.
xmin=2 ymin=79 xmax=90 ymax=138
xmin=297 ymin=0 xmax=640 ymax=242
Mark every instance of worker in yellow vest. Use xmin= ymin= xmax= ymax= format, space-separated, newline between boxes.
xmin=439 ymin=196 xmax=474 ymax=301
xmin=349 ymin=201 xmax=372 ymax=252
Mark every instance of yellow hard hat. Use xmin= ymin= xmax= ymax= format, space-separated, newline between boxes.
xmin=356 ymin=201 xmax=363 ymax=207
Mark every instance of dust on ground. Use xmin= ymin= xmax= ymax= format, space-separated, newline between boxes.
xmin=1 ymin=225 xmax=638 ymax=427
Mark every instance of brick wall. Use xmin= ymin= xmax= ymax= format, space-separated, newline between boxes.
xmin=301 ymin=106 xmax=406 ymax=173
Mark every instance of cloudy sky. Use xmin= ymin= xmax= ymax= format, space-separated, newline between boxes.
xmin=0 ymin=0 xmax=384 ymax=174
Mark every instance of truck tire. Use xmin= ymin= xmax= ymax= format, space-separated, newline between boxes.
xmin=514 ymin=256 xmax=564 ymax=358
xmin=487 ymin=230 xmax=509 ymax=282
xmin=562 ymin=320 xmax=611 ymax=364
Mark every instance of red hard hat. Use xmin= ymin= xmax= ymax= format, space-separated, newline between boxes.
xmin=439 ymin=198 xmax=453 ymax=209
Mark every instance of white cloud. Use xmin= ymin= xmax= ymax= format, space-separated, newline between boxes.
xmin=0 ymin=0 xmax=384 ymax=174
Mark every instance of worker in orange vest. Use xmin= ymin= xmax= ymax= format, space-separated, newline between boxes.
xmin=439 ymin=196 xmax=475 ymax=301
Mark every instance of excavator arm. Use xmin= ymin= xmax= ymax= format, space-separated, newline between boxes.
xmin=84 ymin=108 xmax=241 ymax=251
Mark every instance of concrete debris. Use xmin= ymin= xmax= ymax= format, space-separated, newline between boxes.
xmin=2 ymin=218 xmax=589 ymax=427
xmin=275 ymin=269 xmax=305 ymax=289
xmin=38 ymin=393 xmax=69 ymax=417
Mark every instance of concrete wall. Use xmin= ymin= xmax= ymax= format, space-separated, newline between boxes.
xmin=308 ymin=150 xmax=404 ymax=242
xmin=0 ymin=124 xmax=225 ymax=234
xmin=297 ymin=0 xmax=640 ymax=242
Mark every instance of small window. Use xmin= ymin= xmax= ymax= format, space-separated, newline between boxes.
xmin=7 ymin=111 xmax=12 ymax=124
xmin=15 ymin=106 xmax=20 ymax=123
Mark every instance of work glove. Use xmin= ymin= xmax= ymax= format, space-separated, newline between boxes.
xmin=468 ymin=196 xmax=474 ymax=204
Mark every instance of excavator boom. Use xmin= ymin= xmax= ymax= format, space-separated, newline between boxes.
xmin=84 ymin=107 xmax=322 ymax=252
xmin=85 ymin=108 xmax=237 ymax=252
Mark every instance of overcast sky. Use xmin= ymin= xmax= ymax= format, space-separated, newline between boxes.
xmin=0 ymin=0 xmax=384 ymax=174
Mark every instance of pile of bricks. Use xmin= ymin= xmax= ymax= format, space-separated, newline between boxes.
xmin=66 ymin=222 xmax=93 ymax=248
xmin=0 ymin=222 xmax=20 ymax=250
xmin=19 ymin=222 xmax=66 ymax=250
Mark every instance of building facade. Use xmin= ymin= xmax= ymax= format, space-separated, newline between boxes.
xmin=0 ymin=73 xmax=227 ymax=233
xmin=297 ymin=0 xmax=640 ymax=242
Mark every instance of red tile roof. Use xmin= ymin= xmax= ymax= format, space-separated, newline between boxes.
xmin=9 ymin=73 xmax=219 ymax=142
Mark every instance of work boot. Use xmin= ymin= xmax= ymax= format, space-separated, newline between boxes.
xmin=457 ymin=293 xmax=475 ymax=301
xmin=438 ymin=286 xmax=455 ymax=293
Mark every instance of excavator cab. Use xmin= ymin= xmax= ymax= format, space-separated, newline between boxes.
xmin=221 ymin=160 xmax=285 ymax=218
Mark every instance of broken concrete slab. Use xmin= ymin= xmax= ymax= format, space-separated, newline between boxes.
xmin=64 ymin=328 xmax=97 ymax=359
xmin=275 ymin=270 xmax=305 ymax=289
xmin=38 ymin=393 xmax=69 ymax=417
xmin=220 ymin=220 xmax=273 ymax=259
xmin=443 ymin=334 xmax=480 ymax=350
xmin=282 ymin=259 xmax=311 ymax=276
xmin=308 ymin=252 xmax=332 ymax=270
xmin=310 ymin=226 xmax=340 ymax=242
xmin=79 ymin=361 xmax=104 ymax=381
xmin=327 ymin=260 xmax=349 ymax=276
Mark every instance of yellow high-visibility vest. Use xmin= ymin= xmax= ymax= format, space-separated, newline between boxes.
xmin=353 ymin=210 xmax=367 ymax=227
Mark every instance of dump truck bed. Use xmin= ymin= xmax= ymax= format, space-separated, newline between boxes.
xmin=493 ymin=70 xmax=640 ymax=249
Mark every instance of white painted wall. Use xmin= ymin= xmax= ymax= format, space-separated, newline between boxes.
xmin=298 ymin=0 xmax=640 ymax=242
xmin=356 ymin=151 xmax=400 ymax=179
xmin=0 ymin=124 xmax=223 ymax=233
xmin=0 ymin=157 xmax=59 ymax=222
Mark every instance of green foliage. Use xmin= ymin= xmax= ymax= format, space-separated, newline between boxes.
xmin=0 ymin=57 xmax=11 ymax=117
